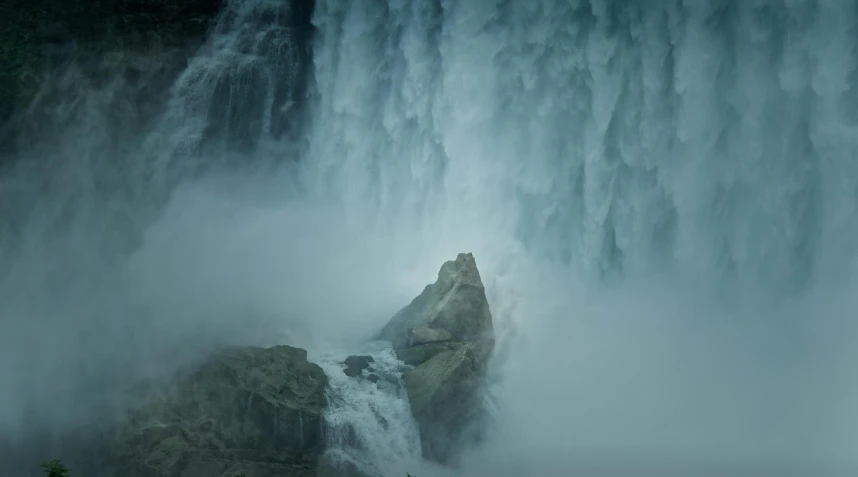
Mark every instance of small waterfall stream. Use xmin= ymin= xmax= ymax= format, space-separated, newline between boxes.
xmin=312 ymin=341 xmax=423 ymax=477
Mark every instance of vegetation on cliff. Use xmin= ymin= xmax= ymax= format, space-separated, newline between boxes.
xmin=0 ymin=0 xmax=224 ymax=123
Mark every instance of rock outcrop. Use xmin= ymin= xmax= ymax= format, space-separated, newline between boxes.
xmin=379 ymin=253 xmax=495 ymax=464
xmin=342 ymin=355 xmax=374 ymax=377
xmin=108 ymin=345 xmax=327 ymax=477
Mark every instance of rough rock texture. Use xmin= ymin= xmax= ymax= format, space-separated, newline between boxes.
xmin=379 ymin=253 xmax=495 ymax=464
xmin=0 ymin=0 xmax=226 ymax=125
xmin=380 ymin=253 xmax=493 ymax=352
xmin=107 ymin=345 xmax=327 ymax=477
xmin=0 ymin=0 xmax=317 ymax=163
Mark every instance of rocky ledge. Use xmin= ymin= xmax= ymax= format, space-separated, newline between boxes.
xmin=48 ymin=253 xmax=494 ymax=476
xmin=108 ymin=345 xmax=327 ymax=477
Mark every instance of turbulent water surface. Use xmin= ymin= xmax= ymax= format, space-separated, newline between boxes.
xmin=3 ymin=0 xmax=858 ymax=475
xmin=313 ymin=342 xmax=422 ymax=477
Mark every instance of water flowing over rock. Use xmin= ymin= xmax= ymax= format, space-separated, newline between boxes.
xmin=380 ymin=253 xmax=495 ymax=465
xmin=108 ymin=345 xmax=327 ymax=477
xmin=316 ymin=343 xmax=422 ymax=477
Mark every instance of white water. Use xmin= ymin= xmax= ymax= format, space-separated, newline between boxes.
xmin=305 ymin=0 xmax=858 ymax=291
xmin=3 ymin=0 xmax=858 ymax=476
xmin=302 ymin=1 xmax=858 ymax=474
xmin=312 ymin=342 xmax=422 ymax=477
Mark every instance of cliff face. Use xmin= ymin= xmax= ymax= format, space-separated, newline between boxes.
xmin=0 ymin=0 xmax=218 ymax=162
xmin=0 ymin=0 xmax=218 ymax=119
xmin=0 ymin=0 xmax=317 ymax=162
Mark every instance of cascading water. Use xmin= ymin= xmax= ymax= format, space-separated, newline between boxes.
xmin=301 ymin=0 xmax=858 ymax=473
xmin=146 ymin=0 xmax=314 ymax=182
xmin=312 ymin=342 xmax=422 ymax=477
xmin=304 ymin=0 xmax=858 ymax=294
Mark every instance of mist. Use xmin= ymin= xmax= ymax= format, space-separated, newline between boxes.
xmin=0 ymin=165 xmax=445 ymax=473
xmin=3 ymin=0 xmax=858 ymax=476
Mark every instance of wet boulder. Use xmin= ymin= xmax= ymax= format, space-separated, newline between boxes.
xmin=107 ymin=345 xmax=327 ymax=477
xmin=379 ymin=253 xmax=495 ymax=465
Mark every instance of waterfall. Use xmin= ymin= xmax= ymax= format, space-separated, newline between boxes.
xmin=304 ymin=0 xmax=858 ymax=294
xmin=3 ymin=0 xmax=858 ymax=474
xmin=302 ymin=0 xmax=858 ymax=473
xmin=153 ymin=0 xmax=313 ymax=162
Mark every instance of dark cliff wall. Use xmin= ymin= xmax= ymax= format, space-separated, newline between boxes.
xmin=0 ymin=0 xmax=317 ymax=164
xmin=0 ymin=0 xmax=221 ymax=120
xmin=0 ymin=0 xmax=223 ymax=164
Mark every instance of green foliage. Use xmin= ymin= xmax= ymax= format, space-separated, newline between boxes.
xmin=41 ymin=459 xmax=70 ymax=477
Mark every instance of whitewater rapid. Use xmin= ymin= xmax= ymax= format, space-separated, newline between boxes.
xmin=304 ymin=0 xmax=858 ymax=294
xmin=312 ymin=342 xmax=422 ymax=477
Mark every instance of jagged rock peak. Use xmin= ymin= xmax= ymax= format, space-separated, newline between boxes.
xmin=379 ymin=252 xmax=493 ymax=352
xmin=379 ymin=252 xmax=495 ymax=465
